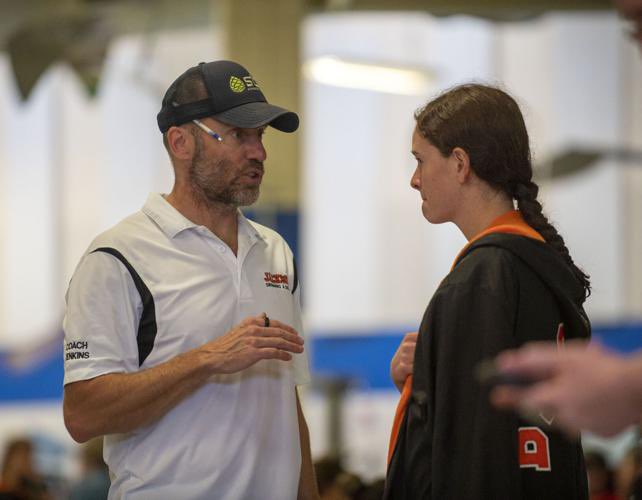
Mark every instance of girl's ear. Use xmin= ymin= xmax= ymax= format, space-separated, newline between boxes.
xmin=452 ymin=147 xmax=471 ymax=183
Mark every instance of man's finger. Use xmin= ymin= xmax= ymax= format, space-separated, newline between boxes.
xmin=255 ymin=327 xmax=304 ymax=345
xmin=252 ymin=337 xmax=304 ymax=353
xmin=258 ymin=348 xmax=293 ymax=361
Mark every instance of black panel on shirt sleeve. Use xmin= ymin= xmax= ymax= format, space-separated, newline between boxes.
xmin=292 ymin=256 xmax=298 ymax=295
xmin=91 ymin=247 xmax=157 ymax=367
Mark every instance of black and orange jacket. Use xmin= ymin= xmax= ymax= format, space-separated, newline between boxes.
xmin=384 ymin=210 xmax=590 ymax=500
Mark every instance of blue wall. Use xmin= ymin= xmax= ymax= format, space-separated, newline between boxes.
xmin=1 ymin=323 xmax=641 ymax=401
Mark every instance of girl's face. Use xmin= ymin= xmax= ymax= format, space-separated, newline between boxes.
xmin=410 ymin=129 xmax=461 ymax=224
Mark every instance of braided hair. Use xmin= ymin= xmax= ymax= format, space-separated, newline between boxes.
xmin=415 ymin=84 xmax=591 ymax=301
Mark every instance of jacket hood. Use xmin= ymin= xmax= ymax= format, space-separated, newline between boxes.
xmin=457 ymin=233 xmax=591 ymax=340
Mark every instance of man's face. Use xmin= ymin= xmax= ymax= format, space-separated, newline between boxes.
xmin=188 ymin=118 xmax=267 ymax=208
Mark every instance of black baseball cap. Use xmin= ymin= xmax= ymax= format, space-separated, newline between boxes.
xmin=157 ymin=60 xmax=299 ymax=133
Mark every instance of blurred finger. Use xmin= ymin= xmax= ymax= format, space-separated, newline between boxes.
xmin=490 ymin=386 xmax=526 ymax=409
xmin=401 ymin=333 xmax=418 ymax=346
xmin=495 ymin=345 xmax=561 ymax=380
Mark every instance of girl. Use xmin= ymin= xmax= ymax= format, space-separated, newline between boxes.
xmin=385 ymin=84 xmax=591 ymax=500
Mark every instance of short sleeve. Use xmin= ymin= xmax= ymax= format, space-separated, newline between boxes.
xmin=291 ymin=285 xmax=311 ymax=386
xmin=63 ymin=251 xmax=142 ymax=385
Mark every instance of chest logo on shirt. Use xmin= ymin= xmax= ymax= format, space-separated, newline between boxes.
xmin=264 ymin=272 xmax=289 ymax=290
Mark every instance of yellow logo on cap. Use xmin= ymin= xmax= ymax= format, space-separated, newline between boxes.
xmin=230 ymin=76 xmax=246 ymax=93
xmin=229 ymin=75 xmax=260 ymax=93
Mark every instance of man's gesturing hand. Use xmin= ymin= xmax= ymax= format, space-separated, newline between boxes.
xmin=202 ymin=315 xmax=305 ymax=374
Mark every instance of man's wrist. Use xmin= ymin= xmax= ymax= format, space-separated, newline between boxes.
xmin=182 ymin=347 xmax=219 ymax=380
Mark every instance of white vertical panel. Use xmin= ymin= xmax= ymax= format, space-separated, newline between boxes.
xmin=0 ymin=55 xmax=13 ymax=336
xmin=59 ymin=67 xmax=107 ymax=287
xmin=2 ymin=66 xmax=60 ymax=346
xmin=548 ymin=13 xmax=622 ymax=148
xmin=498 ymin=16 xmax=557 ymax=161
xmin=622 ymin=163 xmax=642 ymax=317
xmin=302 ymin=13 xmax=488 ymax=334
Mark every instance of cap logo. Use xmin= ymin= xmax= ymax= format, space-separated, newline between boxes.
xmin=229 ymin=75 xmax=261 ymax=93
xmin=230 ymin=76 xmax=246 ymax=93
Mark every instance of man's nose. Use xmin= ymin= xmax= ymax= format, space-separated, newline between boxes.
xmin=245 ymin=137 xmax=267 ymax=162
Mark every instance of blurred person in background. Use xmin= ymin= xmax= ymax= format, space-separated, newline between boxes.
xmin=315 ymin=457 xmax=348 ymax=500
xmin=68 ymin=438 xmax=109 ymax=500
xmin=314 ymin=457 xmax=385 ymax=500
xmin=584 ymin=451 xmax=617 ymax=500
xmin=385 ymin=83 xmax=591 ymax=500
xmin=62 ymin=60 xmax=316 ymax=500
xmin=353 ymin=479 xmax=385 ymax=500
xmin=315 ymin=457 xmax=363 ymax=500
xmin=0 ymin=438 xmax=49 ymax=500
xmin=615 ymin=444 xmax=642 ymax=499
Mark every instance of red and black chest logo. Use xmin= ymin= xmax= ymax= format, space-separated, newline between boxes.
xmin=264 ymin=272 xmax=289 ymax=290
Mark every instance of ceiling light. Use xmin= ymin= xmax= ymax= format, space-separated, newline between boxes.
xmin=303 ymin=56 xmax=434 ymax=96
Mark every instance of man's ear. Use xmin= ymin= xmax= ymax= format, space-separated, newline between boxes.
xmin=167 ymin=126 xmax=195 ymax=161
xmin=452 ymin=147 xmax=471 ymax=184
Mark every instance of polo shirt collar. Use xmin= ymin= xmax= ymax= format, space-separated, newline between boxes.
xmin=143 ymin=193 xmax=268 ymax=244
xmin=143 ymin=193 xmax=197 ymax=238
xmin=239 ymin=212 xmax=268 ymax=245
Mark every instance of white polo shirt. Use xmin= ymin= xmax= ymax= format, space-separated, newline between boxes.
xmin=63 ymin=193 xmax=310 ymax=500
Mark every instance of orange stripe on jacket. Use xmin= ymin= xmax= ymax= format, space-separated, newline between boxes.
xmin=387 ymin=210 xmax=544 ymax=465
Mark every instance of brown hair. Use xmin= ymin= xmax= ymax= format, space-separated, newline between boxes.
xmin=415 ymin=83 xmax=590 ymax=300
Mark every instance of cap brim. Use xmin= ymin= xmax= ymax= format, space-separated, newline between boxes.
xmin=213 ymin=102 xmax=299 ymax=132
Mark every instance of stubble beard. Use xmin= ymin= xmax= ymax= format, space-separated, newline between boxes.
xmin=189 ymin=135 xmax=261 ymax=209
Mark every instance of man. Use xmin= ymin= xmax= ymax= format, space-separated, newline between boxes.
xmin=63 ymin=60 xmax=318 ymax=500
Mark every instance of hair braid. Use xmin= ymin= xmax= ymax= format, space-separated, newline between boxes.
xmin=513 ymin=181 xmax=591 ymax=300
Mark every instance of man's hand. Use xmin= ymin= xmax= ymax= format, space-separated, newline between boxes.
xmin=64 ymin=314 xmax=304 ymax=442
xmin=490 ymin=341 xmax=642 ymax=437
xmin=390 ymin=332 xmax=418 ymax=392
xmin=201 ymin=315 xmax=304 ymax=374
